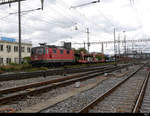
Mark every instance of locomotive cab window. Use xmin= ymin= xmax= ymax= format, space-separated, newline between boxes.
xmin=31 ymin=48 xmax=36 ymax=55
xmin=67 ymin=50 xmax=70 ymax=54
xmin=60 ymin=49 xmax=63 ymax=54
xmin=36 ymin=48 xmax=44 ymax=55
xmin=53 ymin=49 xmax=56 ymax=54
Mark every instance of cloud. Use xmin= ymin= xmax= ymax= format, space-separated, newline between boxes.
xmin=0 ymin=0 xmax=150 ymax=54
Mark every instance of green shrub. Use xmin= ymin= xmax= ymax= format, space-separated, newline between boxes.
xmin=0 ymin=63 xmax=32 ymax=72
xmin=21 ymin=64 xmax=32 ymax=70
xmin=0 ymin=65 xmax=14 ymax=72
xmin=23 ymin=57 xmax=31 ymax=64
xmin=9 ymin=62 xmax=18 ymax=66
xmin=39 ymin=67 xmax=48 ymax=70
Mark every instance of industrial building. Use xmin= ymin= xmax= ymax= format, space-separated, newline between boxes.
xmin=0 ymin=37 xmax=32 ymax=65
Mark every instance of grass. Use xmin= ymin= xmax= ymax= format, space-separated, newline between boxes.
xmin=0 ymin=62 xmax=116 ymax=74
xmin=0 ymin=64 xmax=49 ymax=74
xmin=63 ymin=62 xmax=115 ymax=68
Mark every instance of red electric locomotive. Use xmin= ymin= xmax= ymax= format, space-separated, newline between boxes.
xmin=31 ymin=42 xmax=105 ymax=66
xmin=31 ymin=43 xmax=75 ymax=66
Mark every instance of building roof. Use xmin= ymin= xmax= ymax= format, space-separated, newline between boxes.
xmin=0 ymin=40 xmax=32 ymax=46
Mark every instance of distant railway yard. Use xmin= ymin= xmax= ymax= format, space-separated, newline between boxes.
xmin=0 ymin=61 xmax=149 ymax=113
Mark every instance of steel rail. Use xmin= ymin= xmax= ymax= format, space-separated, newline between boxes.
xmin=0 ymin=65 xmax=127 ymax=105
xmin=0 ymin=64 xmax=114 ymax=81
xmin=78 ymin=65 xmax=144 ymax=113
xmin=132 ymin=71 xmax=150 ymax=113
xmin=0 ymin=66 xmax=116 ymax=94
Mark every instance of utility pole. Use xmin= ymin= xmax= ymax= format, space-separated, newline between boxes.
xmin=123 ymin=31 xmax=126 ymax=58
xmin=0 ymin=0 xmax=44 ymax=64
xmin=18 ymin=0 xmax=21 ymax=64
xmin=84 ymin=41 xmax=85 ymax=50
xmin=101 ymin=42 xmax=104 ymax=54
xmin=0 ymin=0 xmax=24 ymax=64
xmin=70 ymin=0 xmax=99 ymax=53
xmin=101 ymin=42 xmax=104 ymax=62
xmin=132 ymin=38 xmax=134 ymax=54
xmin=114 ymin=28 xmax=117 ymax=65
xmin=118 ymin=33 xmax=121 ymax=60
xmin=41 ymin=0 xmax=44 ymax=10
xmin=86 ymin=28 xmax=90 ymax=53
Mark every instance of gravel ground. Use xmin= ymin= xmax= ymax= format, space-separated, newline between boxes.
xmin=0 ymin=74 xmax=108 ymax=112
xmin=140 ymin=72 xmax=150 ymax=113
xmin=40 ymin=65 xmax=139 ymax=113
xmin=89 ymin=68 xmax=147 ymax=113
xmin=0 ymin=65 xmax=136 ymax=112
xmin=0 ymin=75 xmax=64 ymax=89
xmin=0 ymin=65 xmax=122 ymax=89
xmin=0 ymin=66 xmax=112 ymax=89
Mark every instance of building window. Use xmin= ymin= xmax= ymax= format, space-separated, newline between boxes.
xmin=14 ymin=58 xmax=18 ymax=63
xmin=14 ymin=46 xmax=18 ymax=52
xmin=0 ymin=58 xmax=3 ymax=64
xmin=60 ymin=50 xmax=63 ymax=54
xmin=6 ymin=45 xmax=11 ymax=52
xmin=6 ymin=58 xmax=11 ymax=64
xmin=21 ymin=47 xmax=25 ymax=52
xmin=67 ymin=50 xmax=70 ymax=54
xmin=27 ymin=47 xmax=31 ymax=53
xmin=53 ymin=49 xmax=56 ymax=53
xmin=0 ymin=45 xmax=3 ymax=51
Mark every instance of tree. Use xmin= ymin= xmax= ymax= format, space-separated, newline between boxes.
xmin=74 ymin=48 xmax=88 ymax=54
xmin=23 ymin=57 xmax=31 ymax=64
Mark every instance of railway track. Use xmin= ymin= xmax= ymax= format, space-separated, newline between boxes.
xmin=0 ymin=65 xmax=117 ymax=94
xmin=38 ymin=64 xmax=141 ymax=113
xmin=0 ymin=64 xmax=116 ymax=81
xmin=1 ymin=64 xmax=127 ymax=90
xmin=77 ymin=64 xmax=148 ymax=113
xmin=0 ymin=65 xmax=128 ymax=109
xmin=137 ymin=71 xmax=150 ymax=113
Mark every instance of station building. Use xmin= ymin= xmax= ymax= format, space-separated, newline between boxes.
xmin=0 ymin=37 xmax=32 ymax=65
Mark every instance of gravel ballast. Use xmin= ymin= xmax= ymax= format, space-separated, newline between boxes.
xmin=0 ymin=65 xmax=137 ymax=112
xmin=40 ymin=65 xmax=140 ymax=113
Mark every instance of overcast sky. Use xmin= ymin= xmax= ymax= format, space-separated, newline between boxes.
xmin=0 ymin=0 xmax=150 ymax=54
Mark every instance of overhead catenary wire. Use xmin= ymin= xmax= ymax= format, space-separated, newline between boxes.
xmin=129 ymin=0 xmax=145 ymax=36
xmin=0 ymin=13 xmax=14 ymax=20
xmin=21 ymin=3 xmax=78 ymax=29
xmin=0 ymin=1 xmax=71 ymax=28
xmin=59 ymin=0 xmax=98 ymax=30
xmin=27 ymin=0 xmax=150 ymax=50
xmin=21 ymin=0 xmax=96 ymax=37
xmin=129 ymin=0 xmax=150 ymax=53
xmin=1 ymin=0 xmax=150 ymax=53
